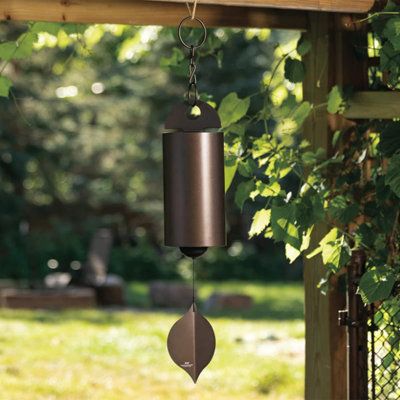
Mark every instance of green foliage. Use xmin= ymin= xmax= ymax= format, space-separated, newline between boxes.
xmin=0 ymin=75 xmax=12 ymax=97
xmin=224 ymin=155 xmax=238 ymax=192
xmin=358 ymin=267 xmax=396 ymax=303
xmin=234 ymin=179 xmax=255 ymax=210
xmin=249 ymin=209 xmax=271 ymax=238
xmin=296 ymin=37 xmax=311 ymax=57
xmin=218 ymin=92 xmax=250 ymax=128
xmin=378 ymin=122 xmax=400 ymax=156
xmin=284 ymin=58 xmax=305 ymax=83
xmin=215 ymin=7 xmax=400 ymax=308
xmin=327 ymin=85 xmax=345 ymax=114
xmin=0 ymin=32 xmax=37 ymax=61
xmin=385 ymin=153 xmax=400 ymax=197
xmin=373 ymin=2 xmax=400 ymax=87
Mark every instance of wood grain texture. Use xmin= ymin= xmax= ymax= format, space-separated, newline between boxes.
xmin=304 ymin=13 xmax=346 ymax=400
xmin=151 ymin=0 xmax=376 ymax=13
xmin=345 ymin=91 xmax=400 ymax=120
xmin=1 ymin=0 xmax=307 ymax=29
xmin=303 ymin=13 xmax=334 ymax=400
xmin=303 ymin=13 xmax=370 ymax=400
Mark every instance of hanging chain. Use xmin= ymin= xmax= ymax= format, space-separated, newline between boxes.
xmin=177 ymin=11 xmax=207 ymax=107
xmin=187 ymin=46 xmax=198 ymax=106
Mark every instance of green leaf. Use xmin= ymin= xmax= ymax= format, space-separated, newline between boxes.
xmin=297 ymin=36 xmax=311 ymax=56
xmin=270 ymin=203 xmax=301 ymax=249
xmin=383 ymin=17 xmax=400 ymax=51
xmin=385 ymin=153 xmax=400 ymax=197
xmin=224 ymin=156 xmax=238 ymax=193
xmin=0 ymin=32 xmax=37 ymax=61
xmin=358 ymin=267 xmax=396 ymax=304
xmin=307 ymin=228 xmax=351 ymax=273
xmin=320 ymin=228 xmax=351 ymax=273
xmin=234 ymin=180 xmax=255 ymax=210
xmin=327 ymin=85 xmax=345 ymax=114
xmin=0 ymin=42 xmax=16 ymax=61
xmin=302 ymin=151 xmax=318 ymax=166
xmin=285 ymin=243 xmax=301 ymax=264
xmin=251 ymin=181 xmax=281 ymax=199
xmin=378 ymin=122 xmax=400 ymax=157
xmin=0 ymin=76 xmax=12 ymax=97
xmin=63 ymin=24 xmax=88 ymax=35
xmin=329 ymin=195 xmax=360 ymax=224
xmin=249 ymin=209 xmax=271 ymax=238
xmin=292 ymin=101 xmax=311 ymax=126
xmin=332 ymin=130 xmax=342 ymax=148
xmin=31 ymin=22 xmax=62 ymax=36
xmin=284 ymin=58 xmax=306 ymax=83
xmin=295 ymin=191 xmax=324 ymax=228
xmin=218 ymin=92 xmax=250 ymax=128
xmin=354 ymin=224 xmax=375 ymax=248
xmin=238 ymin=158 xmax=256 ymax=178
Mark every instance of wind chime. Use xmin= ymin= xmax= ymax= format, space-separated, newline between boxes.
xmin=163 ymin=2 xmax=226 ymax=384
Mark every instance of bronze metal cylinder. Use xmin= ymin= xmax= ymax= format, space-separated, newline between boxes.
xmin=163 ymin=129 xmax=225 ymax=248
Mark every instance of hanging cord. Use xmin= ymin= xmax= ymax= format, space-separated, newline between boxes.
xmin=186 ymin=0 xmax=198 ymax=20
xmin=192 ymin=257 xmax=196 ymax=304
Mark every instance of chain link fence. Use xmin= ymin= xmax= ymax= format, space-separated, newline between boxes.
xmin=369 ymin=299 xmax=400 ymax=400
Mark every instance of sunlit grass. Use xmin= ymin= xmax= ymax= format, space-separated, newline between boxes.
xmin=0 ymin=282 xmax=304 ymax=399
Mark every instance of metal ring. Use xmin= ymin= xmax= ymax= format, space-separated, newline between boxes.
xmin=178 ymin=16 xmax=207 ymax=49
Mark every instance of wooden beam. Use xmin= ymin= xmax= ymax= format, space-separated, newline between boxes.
xmin=2 ymin=0 xmax=308 ymax=29
xmin=151 ymin=0 xmax=375 ymax=13
xmin=345 ymin=91 xmax=400 ymax=120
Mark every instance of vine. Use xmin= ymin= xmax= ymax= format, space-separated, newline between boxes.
xmin=218 ymin=0 xmax=400 ymax=307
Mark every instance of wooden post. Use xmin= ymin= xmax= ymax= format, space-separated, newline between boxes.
xmin=303 ymin=13 xmax=341 ymax=400
xmin=303 ymin=12 xmax=369 ymax=400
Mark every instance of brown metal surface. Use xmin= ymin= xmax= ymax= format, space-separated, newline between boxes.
xmin=163 ymin=101 xmax=225 ymax=248
xmin=167 ymin=303 xmax=216 ymax=383
xmin=165 ymin=101 xmax=221 ymax=132
xmin=347 ymin=250 xmax=368 ymax=400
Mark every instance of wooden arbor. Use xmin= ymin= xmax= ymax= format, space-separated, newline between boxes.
xmin=0 ymin=0 xmax=388 ymax=399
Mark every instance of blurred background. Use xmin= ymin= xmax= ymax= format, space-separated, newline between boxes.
xmin=0 ymin=22 xmax=304 ymax=399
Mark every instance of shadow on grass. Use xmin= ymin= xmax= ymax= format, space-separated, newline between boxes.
xmin=127 ymin=281 xmax=305 ymax=321
xmin=0 ymin=281 xmax=304 ymax=323
xmin=0 ymin=309 xmax=126 ymax=325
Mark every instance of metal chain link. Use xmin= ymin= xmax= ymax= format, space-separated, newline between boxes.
xmin=187 ymin=45 xmax=198 ymax=106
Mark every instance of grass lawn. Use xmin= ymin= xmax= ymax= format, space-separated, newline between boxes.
xmin=0 ymin=282 xmax=304 ymax=400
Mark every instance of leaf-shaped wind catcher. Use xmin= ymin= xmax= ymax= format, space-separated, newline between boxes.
xmin=167 ymin=303 xmax=216 ymax=383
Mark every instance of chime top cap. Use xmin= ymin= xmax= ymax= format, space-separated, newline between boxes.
xmin=165 ymin=100 xmax=221 ymax=132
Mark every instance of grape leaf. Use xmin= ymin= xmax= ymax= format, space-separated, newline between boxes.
xmin=224 ymin=156 xmax=238 ymax=193
xmin=249 ymin=209 xmax=271 ymax=238
xmin=284 ymin=58 xmax=305 ymax=83
xmin=218 ymin=92 xmax=250 ymax=128
xmin=327 ymin=85 xmax=345 ymax=114
xmin=297 ymin=36 xmax=311 ymax=56
xmin=234 ymin=180 xmax=255 ymax=210
xmin=385 ymin=153 xmax=400 ymax=197
xmin=378 ymin=122 xmax=400 ymax=157
xmin=0 ymin=76 xmax=12 ymax=97
xmin=358 ymin=268 xmax=396 ymax=304
xmin=271 ymin=203 xmax=301 ymax=249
